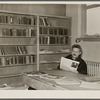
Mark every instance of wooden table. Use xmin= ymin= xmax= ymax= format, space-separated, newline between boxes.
xmin=23 ymin=70 xmax=99 ymax=90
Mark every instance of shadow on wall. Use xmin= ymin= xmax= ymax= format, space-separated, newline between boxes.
xmin=0 ymin=4 xmax=66 ymax=16
xmin=79 ymin=41 xmax=100 ymax=62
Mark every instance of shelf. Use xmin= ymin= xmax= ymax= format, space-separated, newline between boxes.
xmin=0 ymin=73 xmax=23 ymax=79
xmin=39 ymin=52 xmax=70 ymax=55
xmin=0 ymin=54 xmax=36 ymax=57
xmin=40 ymin=44 xmax=69 ymax=46
xmin=39 ymin=61 xmax=60 ymax=64
xmin=0 ymin=63 xmax=36 ymax=68
xmin=0 ymin=23 xmax=37 ymax=27
xmin=39 ymin=14 xmax=71 ymax=19
xmin=0 ymin=44 xmax=36 ymax=46
xmin=76 ymin=37 xmax=100 ymax=42
xmin=39 ymin=25 xmax=67 ymax=28
xmin=39 ymin=34 xmax=69 ymax=37
xmin=0 ymin=36 xmax=36 ymax=38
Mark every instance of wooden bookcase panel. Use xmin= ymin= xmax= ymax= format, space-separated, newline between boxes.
xmin=0 ymin=11 xmax=38 ymax=86
xmin=39 ymin=54 xmax=68 ymax=62
xmin=0 ymin=65 xmax=37 ymax=76
xmin=0 ymin=75 xmax=24 ymax=87
xmin=39 ymin=15 xmax=71 ymax=71
xmin=39 ymin=63 xmax=59 ymax=71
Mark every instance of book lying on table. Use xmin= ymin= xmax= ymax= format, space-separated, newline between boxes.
xmin=26 ymin=71 xmax=47 ymax=77
xmin=79 ymin=75 xmax=100 ymax=82
xmin=39 ymin=74 xmax=65 ymax=80
xmin=80 ymin=81 xmax=100 ymax=89
xmin=26 ymin=72 xmax=65 ymax=80
xmin=55 ymin=78 xmax=81 ymax=85
xmin=60 ymin=57 xmax=80 ymax=73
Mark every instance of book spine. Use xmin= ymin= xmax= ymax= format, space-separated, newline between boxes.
xmin=26 ymin=55 xmax=29 ymax=64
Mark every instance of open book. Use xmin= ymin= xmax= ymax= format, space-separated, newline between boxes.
xmin=60 ymin=57 xmax=80 ymax=73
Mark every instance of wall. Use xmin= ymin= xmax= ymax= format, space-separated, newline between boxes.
xmin=0 ymin=4 xmax=66 ymax=16
xmin=79 ymin=42 xmax=100 ymax=62
xmin=66 ymin=4 xmax=81 ymax=44
xmin=66 ymin=4 xmax=100 ymax=62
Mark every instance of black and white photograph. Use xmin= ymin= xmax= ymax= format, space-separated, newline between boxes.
xmin=0 ymin=2 xmax=100 ymax=98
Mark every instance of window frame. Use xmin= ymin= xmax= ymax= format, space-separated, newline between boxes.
xmin=76 ymin=4 xmax=100 ymax=42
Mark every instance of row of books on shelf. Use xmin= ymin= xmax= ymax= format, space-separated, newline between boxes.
xmin=1 ymin=28 xmax=36 ymax=36
xmin=0 ymin=55 xmax=35 ymax=66
xmin=0 ymin=15 xmax=71 ymax=27
xmin=39 ymin=36 xmax=69 ymax=44
xmin=39 ymin=17 xmax=50 ymax=26
xmin=39 ymin=17 xmax=71 ymax=27
xmin=40 ymin=27 xmax=68 ymax=35
xmin=0 ymin=46 xmax=28 ymax=55
xmin=0 ymin=15 xmax=36 ymax=25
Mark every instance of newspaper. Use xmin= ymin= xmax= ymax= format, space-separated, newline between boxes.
xmin=60 ymin=57 xmax=79 ymax=73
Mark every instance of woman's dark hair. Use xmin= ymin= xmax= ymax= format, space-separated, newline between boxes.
xmin=72 ymin=44 xmax=83 ymax=57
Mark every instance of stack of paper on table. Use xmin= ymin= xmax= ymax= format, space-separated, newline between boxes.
xmin=0 ymin=83 xmax=13 ymax=90
xmin=80 ymin=81 xmax=100 ymax=89
xmin=55 ymin=78 xmax=81 ymax=85
xmin=60 ymin=57 xmax=79 ymax=73
xmin=40 ymin=73 xmax=81 ymax=85
xmin=79 ymin=76 xmax=100 ymax=82
xmin=40 ymin=74 xmax=66 ymax=80
xmin=26 ymin=72 xmax=65 ymax=80
xmin=26 ymin=72 xmax=48 ymax=77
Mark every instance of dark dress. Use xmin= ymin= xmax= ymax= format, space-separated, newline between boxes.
xmin=57 ymin=55 xmax=87 ymax=75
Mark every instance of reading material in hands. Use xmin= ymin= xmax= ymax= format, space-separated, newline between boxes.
xmin=60 ymin=57 xmax=79 ymax=73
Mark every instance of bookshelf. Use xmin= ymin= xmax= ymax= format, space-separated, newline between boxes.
xmin=38 ymin=15 xmax=71 ymax=71
xmin=0 ymin=11 xmax=37 ymax=86
xmin=0 ymin=11 xmax=71 ymax=86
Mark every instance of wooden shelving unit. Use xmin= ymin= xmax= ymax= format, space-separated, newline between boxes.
xmin=38 ymin=15 xmax=71 ymax=71
xmin=0 ymin=11 xmax=37 ymax=87
xmin=0 ymin=11 xmax=72 ymax=87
